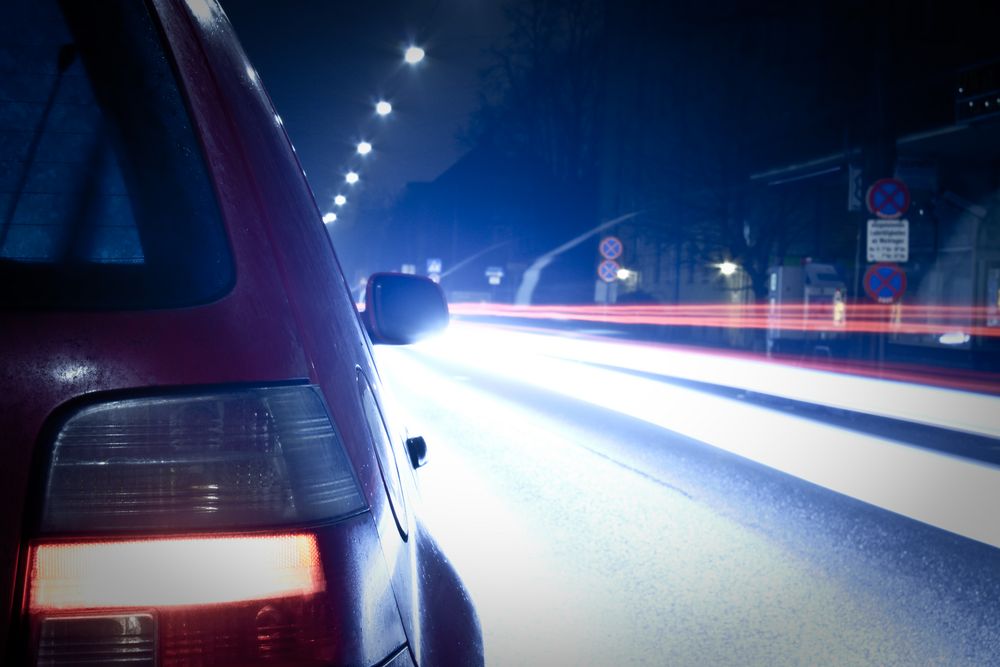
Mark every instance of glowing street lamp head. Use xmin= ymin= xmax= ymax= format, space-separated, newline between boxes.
xmin=356 ymin=141 xmax=372 ymax=156
xmin=334 ymin=195 xmax=347 ymax=207
xmin=404 ymin=46 xmax=425 ymax=65
xmin=322 ymin=212 xmax=337 ymax=224
xmin=345 ymin=171 xmax=359 ymax=185
xmin=616 ymin=268 xmax=632 ymax=280
xmin=375 ymin=100 xmax=392 ymax=116
xmin=718 ymin=261 xmax=738 ymax=276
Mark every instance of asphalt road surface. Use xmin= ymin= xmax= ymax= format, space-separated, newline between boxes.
xmin=375 ymin=323 xmax=1000 ymax=667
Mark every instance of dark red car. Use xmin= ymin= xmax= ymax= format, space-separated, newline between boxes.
xmin=0 ymin=0 xmax=482 ymax=665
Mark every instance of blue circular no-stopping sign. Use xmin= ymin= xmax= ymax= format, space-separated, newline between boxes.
xmin=863 ymin=263 xmax=906 ymax=303
xmin=866 ymin=178 xmax=910 ymax=219
xmin=599 ymin=236 xmax=623 ymax=260
xmin=598 ymin=259 xmax=620 ymax=283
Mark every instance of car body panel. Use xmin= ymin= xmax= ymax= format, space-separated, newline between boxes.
xmin=0 ymin=0 xmax=481 ymax=663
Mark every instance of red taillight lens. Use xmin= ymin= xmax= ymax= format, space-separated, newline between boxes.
xmin=26 ymin=534 xmax=336 ymax=666
xmin=30 ymin=534 xmax=324 ymax=611
xmin=23 ymin=385 xmax=380 ymax=666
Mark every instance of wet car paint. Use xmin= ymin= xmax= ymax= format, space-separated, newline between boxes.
xmin=1 ymin=0 xmax=482 ymax=663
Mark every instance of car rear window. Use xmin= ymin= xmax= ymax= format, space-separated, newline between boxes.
xmin=0 ymin=0 xmax=233 ymax=309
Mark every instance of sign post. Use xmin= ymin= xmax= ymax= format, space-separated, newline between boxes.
xmin=865 ymin=177 xmax=910 ymax=264
xmin=485 ymin=266 xmax=504 ymax=286
xmin=595 ymin=236 xmax=623 ymax=304
xmin=426 ymin=258 xmax=442 ymax=284
xmin=859 ymin=177 xmax=911 ymax=372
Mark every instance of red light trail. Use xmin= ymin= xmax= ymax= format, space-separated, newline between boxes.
xmin=449 ymin=302 xmax=1000 ymax=337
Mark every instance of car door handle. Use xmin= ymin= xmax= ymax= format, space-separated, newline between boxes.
xmin=405 ymin=436 xmax=428 ymax=469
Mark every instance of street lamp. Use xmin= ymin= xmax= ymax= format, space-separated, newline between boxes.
xmin=334 ymin=194 xmax=346 ymax=207
xmin=404 ymin=45 xmax=425 ymax=65
xmin=616 ymin=268 xmax=632 ymax=280
xmin=345 ymin=171 xmax=359 ymax=185
xmin=322 ymin=212 xmax=337 ymax=224
xmin=718 ymin=261 xmax=738 ymax=276
xmin=375 ymin=100 xmax=392 ymax=116
xmin=356 ymin=141 xmax=372 ymax=156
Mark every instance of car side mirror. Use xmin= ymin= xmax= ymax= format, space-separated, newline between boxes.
xmin=363 ymin=273 xmax=449 ymax=344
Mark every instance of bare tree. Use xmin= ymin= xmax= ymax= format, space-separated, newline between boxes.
xmin=469 ymin=0 xmax=604 ymax=189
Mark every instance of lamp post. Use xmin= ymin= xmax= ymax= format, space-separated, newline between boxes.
xmin=718 ymin=261 xmax=738 ymax=276
xmin=404 ymin=45 xmax=425 ymax=65
xmin=331 ymin=47 xmax=426 ymax=232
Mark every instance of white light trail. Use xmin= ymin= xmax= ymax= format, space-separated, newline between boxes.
xmin=402 ymin=323 xmax=1000 ymax=549
xmin=448 ymin=325 xmax=999 ymax=438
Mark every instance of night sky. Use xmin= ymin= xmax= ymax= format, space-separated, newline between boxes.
xmin=222 ymin=1 xmax=508 ymax=214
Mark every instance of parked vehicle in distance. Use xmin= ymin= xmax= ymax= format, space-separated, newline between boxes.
xmin=0 ymin=0 xmax=480 ymax=664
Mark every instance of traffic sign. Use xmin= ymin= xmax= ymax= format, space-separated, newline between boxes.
xmin=866 ymin=218 xmax=909 ymax=262
xmin=847 ymin=165 xmax=864 ymax=211
xmin=426 ymin=258 xmax=442 ymax=274
xmin=597 ymin=259 xmax=620 ymax=283
xmin=599 ymin=236 xmax=623 ymax=260
xmin=866 ymin=178 xmax=910 ymax=219
xmin=863 ymin=263 xmax=906 ymax=304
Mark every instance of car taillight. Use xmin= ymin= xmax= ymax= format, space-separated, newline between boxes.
xmin=40 ymin=385 xmax=364 ymax=532
xmin=30 ymin=535 xmax=324 ymax=610
xmin=28 ymin=534 xmax=332 ymax=666
xmin=22 ymin=385 xmax=370 ymax=666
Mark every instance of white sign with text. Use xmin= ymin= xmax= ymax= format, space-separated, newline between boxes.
xmin=867 ymin=219 xmax=909 ymax=262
